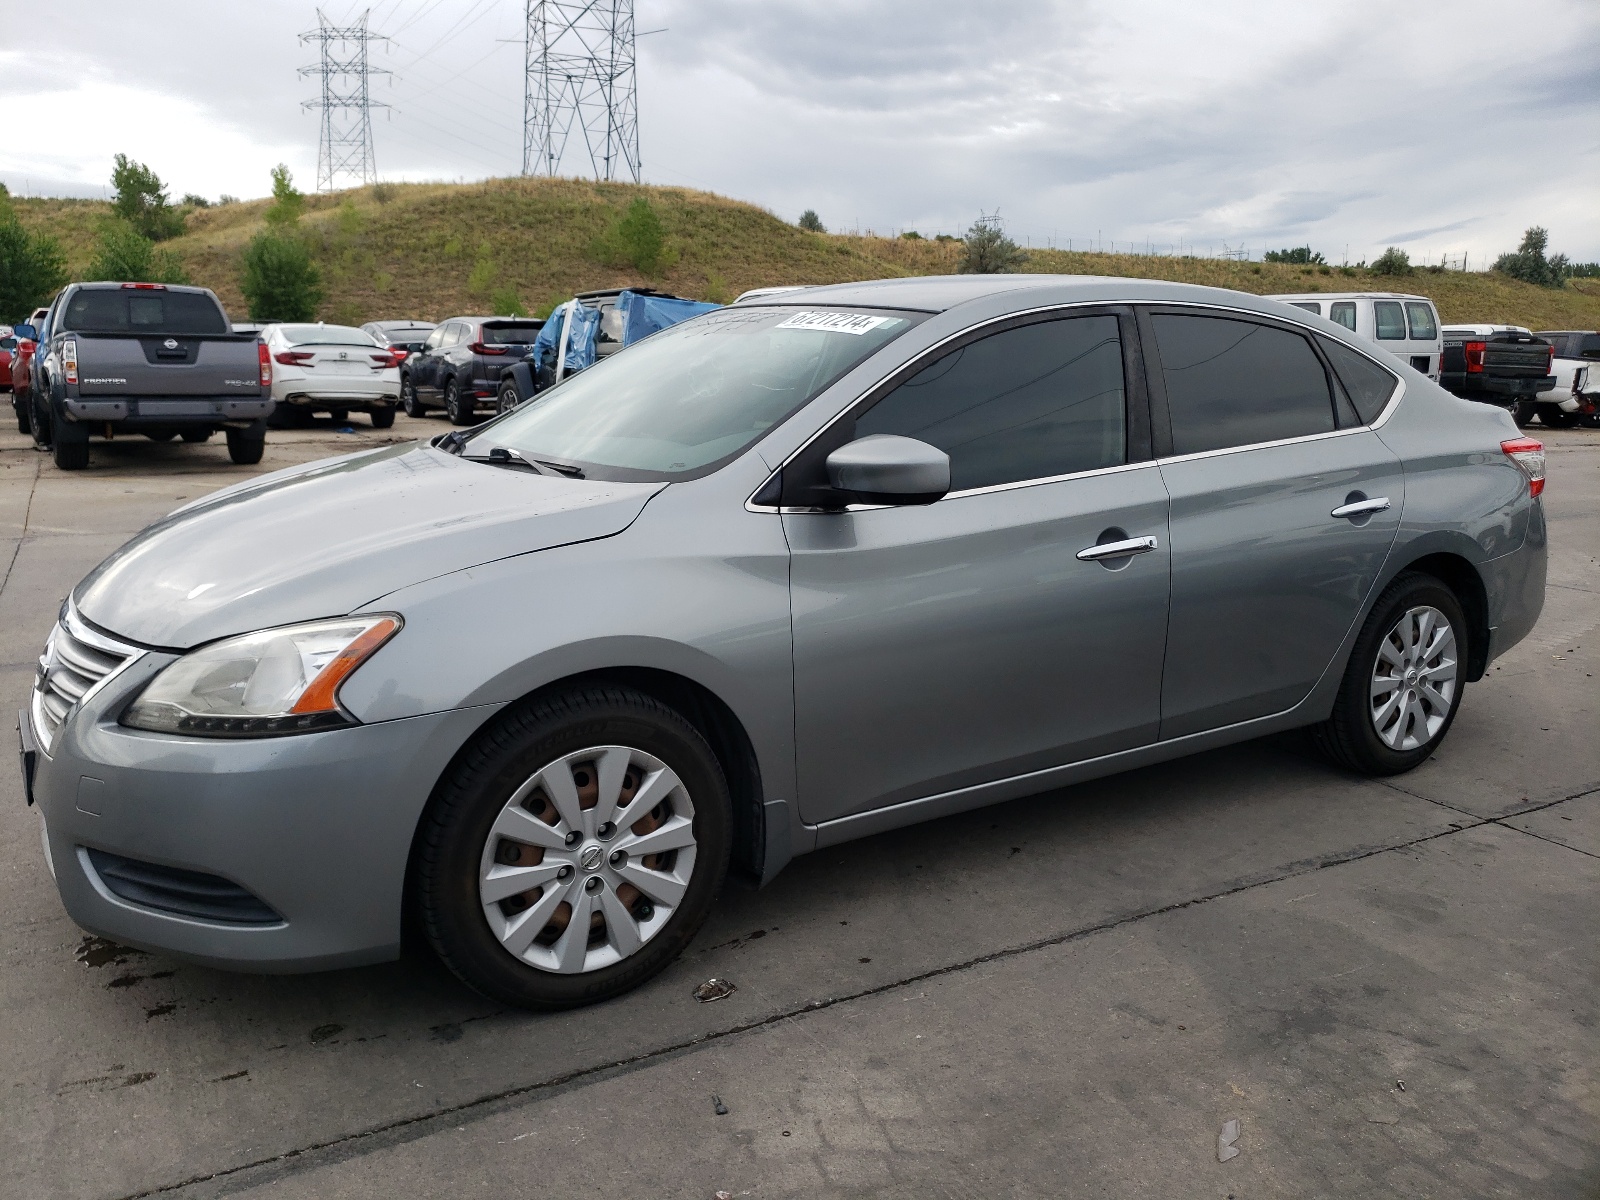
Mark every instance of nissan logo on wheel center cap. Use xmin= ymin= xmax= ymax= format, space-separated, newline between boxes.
xmin=579 ymin=844 xmax=604 ymax=872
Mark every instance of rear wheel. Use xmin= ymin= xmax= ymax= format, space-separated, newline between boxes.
xmin=14 ymin=399 xmax=30 ymax=435
xmin=416 ymin=686 xmax=732 ymax=1010
xmin=226 ymin=428 xmax=265 ymax=465
xmin=51 ymin=412 xmax=89 ymax=470
xmin=1311 ymin=572 xmax=1467 ymax=776
xmin=401 ymin=377 xmax=425 ymax=418
xmin=498 ymin=381 xmax=523 ymax=415
xmin=1511 ymin=401 xmax=1537 ymax=427
xmin=370 ymin=406 xmax=396 ymax=429
xmin=445 ymin=378 xmax=475 ymax=426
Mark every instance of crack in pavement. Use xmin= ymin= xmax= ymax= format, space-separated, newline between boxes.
xmin=109 ymin=783 xmax=1598 ymax=1200
xmin=0 ymin=453 xmax=43 ymax=600
xmin=1491 ymin=815 xmax=1600 ymax=860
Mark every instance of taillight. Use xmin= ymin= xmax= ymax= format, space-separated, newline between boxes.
xmin=1547 ymin=345 xmax=1555 ymax=370
xmin=1501 ymin=437 xmax=1545 ymax=498
xmin=258 ymin=341 xmax=272 ymax=386
xmin=1464 ymin=341 xmax=1486 ymax=372
xmin=120 ymin=282 xmax=166 ymax=290
xmin=274 ymin=350 xmax=315 ymax=366
xmin=468 ymin=341 xmax=508 ymax=355
xmin=63 ymin=338 xmax=78 ymax=385
xmin=373 ymin=349 xmax=406 ymax=368
xmin=16 ymin=339 xmax=32 ymax=354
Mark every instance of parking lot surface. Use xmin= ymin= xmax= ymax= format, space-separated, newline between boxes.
xmin=1 ymin=415 xmax=1595 ymax=1199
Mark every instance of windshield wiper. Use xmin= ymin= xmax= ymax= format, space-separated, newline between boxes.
xmin=529 ymin=457 xmax=584 ymax=478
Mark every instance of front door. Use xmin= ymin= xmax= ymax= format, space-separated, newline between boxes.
xmin=786 ymin=309 xmax=1172 ymax=825
xmin=1142 ymin=308 xmax=1404 ymax=738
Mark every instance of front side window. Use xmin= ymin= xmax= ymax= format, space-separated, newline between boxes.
xmin=1579 ymin=334 xmax=1600 ymax=360
xmin=1318 ymin=336 xmax=1398 ymax=424
xmin=423 ymin=326 xmax=446 ymax=350
xmin=1152 ymin=313 xmax=1334 ymax=455
xmin=469 ymin=307 xmax=919 ymax=481
xmin=1405 ymin=302 xmax=1438 ymax=340
xmin=856 ymin=314 xmax=1126 ymax=492
xmin=1374 ymin=301 xmax=1406 ymax=340
xmin=1330 ymin=302 xmax=1356 ymax=331
xmin=1288 ymin=301 xmax=1321 ymax=315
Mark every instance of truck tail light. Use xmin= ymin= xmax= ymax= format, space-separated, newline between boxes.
xmin=120 ymin=282 xmax=167 ymax=290
xmin=258 ymin=341 xmax=272 ymax=386
xmin=1464 ymin=341 xmax=1486 ymax=373
xmin=63 ymin=338 xmax=78 ymax=385
xmin=468 ymin=341 xmax=508 ymax=355
xmin=274 ymin=350 xmax=315 ymax=366
xmin=1501 ymin=437 xmax=1545 ymax=498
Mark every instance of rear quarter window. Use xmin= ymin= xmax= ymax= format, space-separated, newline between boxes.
xmin=1405 ymin=302 xmax=1438 ymax=340
xmin=1318 ymin=336 xmax=1398 ymax=424
xmin=1373 ymin=302 xmax=1406 ymax=340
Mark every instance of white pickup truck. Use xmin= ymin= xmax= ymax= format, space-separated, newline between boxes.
xmin=1531 ymin=329 xmax=1600 ymax=428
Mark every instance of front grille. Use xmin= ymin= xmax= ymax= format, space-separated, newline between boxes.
xmin=84 ymin=848 xmax=283 ymax=925
xmin=32 ymin=608 xmax=136 ymax=752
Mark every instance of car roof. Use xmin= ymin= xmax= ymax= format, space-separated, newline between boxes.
xmin=70 ymin=281 xmax=216 ymax=296
xmin=1267 ymin=291 xmax=1435 ymax=303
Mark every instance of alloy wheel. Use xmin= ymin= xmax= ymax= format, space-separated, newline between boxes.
xmin=477 ymin=745 xmax=698 ymax=974
xmin=1369 ymin=605 xmax=1457 ymax=751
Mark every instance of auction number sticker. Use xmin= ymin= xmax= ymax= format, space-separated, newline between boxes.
xmin=774 ymin=311 xmax=892 ymax=335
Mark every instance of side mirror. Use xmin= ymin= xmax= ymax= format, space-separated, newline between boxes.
xmin=13 ymin=324 xmax=36 ymax=341
xmin=825 ymin=435 xmax=950 ymax=506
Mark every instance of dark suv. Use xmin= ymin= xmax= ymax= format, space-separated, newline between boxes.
xmin=400 ymin=317 xmax=544 ymax=425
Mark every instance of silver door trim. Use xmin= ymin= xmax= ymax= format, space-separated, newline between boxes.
xmin=1076 ymin=535 xmax=1159 ymax=562
xmin=1330 ymin=497 xmax=1392 ymax=519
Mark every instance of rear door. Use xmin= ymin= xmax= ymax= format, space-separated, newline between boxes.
xmin=1142 ymin=307 xmax=1404 ymax=738
xmin=1404 ymin=300 xmax=1440 ymax=379
xmin=415 ymin=323 xmax=453 ymax=396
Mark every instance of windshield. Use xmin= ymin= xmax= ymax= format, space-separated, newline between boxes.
xmin=466 ymin=306 xmax=920 ymax=480
xmin=279 ymin=324 xmax=380 ymax=347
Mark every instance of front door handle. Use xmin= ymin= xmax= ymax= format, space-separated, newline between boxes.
xmin=1330 ymin=497 xmax=1391 ymax=519
xmin=1076 ymin=535 xmax=1159 ymax=562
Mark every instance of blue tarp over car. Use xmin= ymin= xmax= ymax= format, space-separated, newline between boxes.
xmin=530 ymin=290 xmax=720 ymax=385
xmin=615 ymin=290 xmax=721 ymax=346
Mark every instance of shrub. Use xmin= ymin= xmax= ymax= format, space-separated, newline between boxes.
xmin=1568 ymin=261 xmax=1600 ymax=279
xmin=240 ymin=231 xmax=323 ymax=321
xmin=957 ymin=216 xmax=1029 ymax=274
xmin=1264 ymin=246 xmax=1326 ymax=264
xmin=468 ymin=242 xmax=497 ymax=296
xmin=218 ymin=194 xmax=240 ymax=206
xmin=593 ymin=196 xmax=672 ymax=275
xmin=797 ymin=209 xmax=824 ymax=232
xmin=1371 ymin=247 xmax=1412 ymax=276
xmin=490 ymin=285 xmax=526 ymax=317
xmin=88 ymin=220 xmax=188 ymax=284
xmin=180 ymin=193 xmax=211 ymax=208
xmin=110 ymin=154 xmax=185 ymax=241
xmin=263 ymin=164 xmax=305 ymax=228
xmin=371 ymin=181 xmax=396 ymax=204
xmin=900 ymin=230 xmax=922 ymax=240
xmin=0 ymin=187 xmax=67 ymax=321
xmin=935 ymin=233 xmax=958 ymax=243
xmin=1493 ymin=226 xmax=1570 ymax=288
xmin=704 ymin=272 xmax=732 ymax=304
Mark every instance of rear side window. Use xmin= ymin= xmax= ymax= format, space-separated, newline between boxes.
xmin=1373 ymin=301 xmax=1406 ymax=340
xmin=1288 ymin=301 xmax=1321 ymax=315
xmin=1405 ymin=302 xmax=1437 ymax=340
xmin=63 ymin=289 xmax=228 ymax=335
xmin=858 ymin=314 xmax=1126 ymax=491
xmin=1318 ymin=337 xmax=1398 ymax=424
xmin=1330 ymin=302 xmax=1356 ymax=331
xmin=0 ymin=337 xmax=14 ymax=350
xmin=481 ymin=323 xmax=543 ymax=345
xmin=1151 ymin=314 xmax=1334 ymax=455
xmin=1580 ymin=334 xmax=1600 ymax=360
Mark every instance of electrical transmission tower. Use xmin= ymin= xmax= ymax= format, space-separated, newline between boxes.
xmin=523 ymin=1 xmax=640 ymax=182
xmin=300 ymin=10 xmax=390 ymax=192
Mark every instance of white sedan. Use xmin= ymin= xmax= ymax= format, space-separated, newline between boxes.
xmin=264 ymin=323 xmax=403 ymax=428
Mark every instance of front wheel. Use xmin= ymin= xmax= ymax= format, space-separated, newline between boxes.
xmin=226 ymin=428 xmax=265 ymax=465
xmin=445 ymin=378 xmax=475 ymax=426
xmin=370 ymin=406 xmax=396 ymax=429
xmin=416 ymin=686 xmax=732 ymax=1010
xmin=1311 ymin=572 xmax=1467 ymax=775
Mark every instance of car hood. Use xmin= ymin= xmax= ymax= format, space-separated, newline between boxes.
xmin=74 ymin=442 xmax=665 ymax=648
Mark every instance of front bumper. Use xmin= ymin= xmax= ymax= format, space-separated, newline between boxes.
xmin=30 ymin=650 xmax=503 ymax=972
xmin=64 ymin=396 xmax=274 ymax=424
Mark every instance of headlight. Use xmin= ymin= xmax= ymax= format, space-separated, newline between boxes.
xmin=121 ymin=615 xmax=401 ymax=737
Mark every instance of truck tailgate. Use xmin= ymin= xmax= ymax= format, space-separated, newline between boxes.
xmin=74 ymin=334 xmax=263 ymax=397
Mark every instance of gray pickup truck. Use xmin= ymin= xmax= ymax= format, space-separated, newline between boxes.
xmin=14 ymin=282 xmax=272 ymax=470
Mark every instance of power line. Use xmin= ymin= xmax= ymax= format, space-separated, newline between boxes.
xmin=523 ymin=0 xmax=640 ymax=182
xmin=300 ymin=9 xmax=391 ymax=191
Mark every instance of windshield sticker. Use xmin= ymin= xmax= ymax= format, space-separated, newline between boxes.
xmin=774 ymin=311 xmax=893 ymax=336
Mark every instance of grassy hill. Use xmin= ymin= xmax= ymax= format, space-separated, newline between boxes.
xmin=15 ymin=178 xmax=1600 ymax=330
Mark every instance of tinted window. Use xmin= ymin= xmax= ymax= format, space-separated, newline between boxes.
xmin=858 ymin=315 xmax=1126 ymax=491
xmin=1405 ymin=302 xmax=1437 ymax=340
xmin=1288 ymin=301 xmax=1321 ymax=314
xmin=1152 ymin=314 xmax=1333 ymax=455
xmin=1318 ymin=336 xmax=1397 ymax=424
xmin=63 ymin=289 xmax=227 ymax=335
xmin=0 ymin=337 xmax=14 ymax=350
xmin=424 ymin=326 xmax=446 ymax=350
xmin=1374 ymin=301 xmax=1406 ymax=340
xmin=1330 ymin=302 xmax=1356 ymax=331
xmin=1580 ymin=334 xmax=1600 ymax=360
xmin=277 ymin=324 xmax=379 ymax=347
xmin=482 ymin=323 xmax=543 ymax=345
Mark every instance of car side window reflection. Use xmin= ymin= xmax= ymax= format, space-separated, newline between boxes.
xmin=856 ymin=314 xmax=1127 ymax=492
xmin=424 ymin=326 xmax=446 ymax=350
xmin=1151 ymin=313 xmax=1335 ymax=455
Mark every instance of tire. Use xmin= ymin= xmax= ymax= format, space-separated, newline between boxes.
xmin=180 ymin=428 xmax=212 ymax=443
xmin=1583 ymin=412 xmax=1600 ymax=430
xmin=497 ymin=382 xmax=522 ymax=415
xmin=1539 ymin=405 xmax=1579 ymax=428
xmin=1311 ymin=572 xmax=1468 ymax=776
xmin=145 ymin=431 xmax=177 ymax=442
xmin=401 ymin=376 xmax=425 ymax=418
xmin=14 ymin=399 xmax=30 ymax=435
xmin=51 ymin=414 xmax=89 ymax=470
xmin=226 ymin=428 xmax=265 ymax=465
xmin=30 ymin=392 xmax=51 ymax=451
xmin=329 ymin=408 xmax=349 ymax=425
xmin=416 ymin=685 xmax=732 ymax=1011
xmin=1511 ymin=401 xmax=1537 ymax=428
xmin=370 ymin=406 xmax=396 ymax=429
xmin=445 ymin=378 xmax=475 ymax=426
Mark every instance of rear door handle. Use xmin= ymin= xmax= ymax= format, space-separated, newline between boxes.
xmin=1330 ymin=497 xmax=1391 ymax=519
xmin=1076 ymin=535 xmax=1159 ymax=562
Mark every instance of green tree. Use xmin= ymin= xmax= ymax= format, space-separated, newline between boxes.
xmin=264 ymin=164 xmax=305 ymax=228
xmin=1264 ymin=245 xmax=1325 ymax=264
xmin=240 ymin=231 xmax=323 ymax=321
xmin=0 ymin=186 xmax=68 ymax=321
xmin=798 ymin=209 xmax=825 ymax=232
xmin=109 ymin=154 xmax=185 ymax=241
xmin=1493 ymin=226 xmax=1570 ymax=288
xmin=490 ymin=285 xmax=526 ymax=317
xmin=592 ymin=196 xmax=673 ymax=275
xmin=1370 ymin=246 xmax=1412 ymax=276
xmin=87 ymin=220 xmax=188 ymax=284
xmin=958 ymin=216 xmax=1029 ymax=274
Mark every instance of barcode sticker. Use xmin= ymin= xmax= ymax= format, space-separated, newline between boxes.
xmin=773 ymin=311 xmax=892 ymax=336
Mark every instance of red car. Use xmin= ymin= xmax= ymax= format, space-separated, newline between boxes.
xmin=0 ymin=329 xmax=14 ymax=392
xmin=10 ymin=305 xmax=48 ymax=432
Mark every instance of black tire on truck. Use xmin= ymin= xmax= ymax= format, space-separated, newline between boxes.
xmin=226 ymin=427 xmax=265 ymax=465
xmin=51 ymin=411 xmax=89 ymax=470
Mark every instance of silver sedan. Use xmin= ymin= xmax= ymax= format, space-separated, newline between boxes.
xmin=25 ymin=276 xmax=1546 ymax=1009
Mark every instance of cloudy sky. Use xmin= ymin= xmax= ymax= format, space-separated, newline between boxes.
xmin=3 ymin=0 xmax=1597 ymax=263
